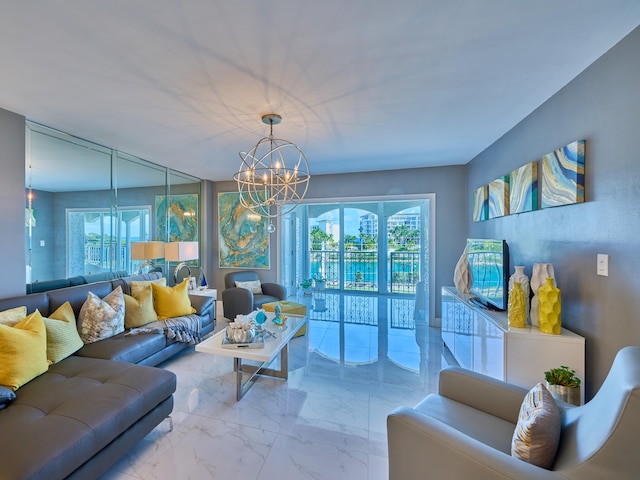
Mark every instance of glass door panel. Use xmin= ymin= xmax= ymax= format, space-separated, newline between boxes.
xmin=308 ymin=204 xmax=340 ymax=289
xmin=297 ymin=198 xmax=428 ymax=295
xmin=343 ymin=204 xmax=378 ymax=292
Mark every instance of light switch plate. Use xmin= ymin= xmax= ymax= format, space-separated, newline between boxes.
xmin=597 ymin=254 xmax=608 ymax=276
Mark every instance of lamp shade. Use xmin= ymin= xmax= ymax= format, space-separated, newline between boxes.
xmin=164 ymin=241 xmax=199 ymax=262
xmin=130 ymin=241 xmax=165 ymax=260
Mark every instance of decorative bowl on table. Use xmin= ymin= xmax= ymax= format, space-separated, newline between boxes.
xmin=225 ymin=318 xmax=256 ymax=343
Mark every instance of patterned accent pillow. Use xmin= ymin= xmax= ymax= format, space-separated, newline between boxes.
xmin=78 ymin=286 xmax=125 ymax=344
xmin=235 ymin=279 xmax=263 ymax=295
xmin=0 ymin=311 xmax=48 ymax=391
xmin=41 ymin=302 xmax=84 ymax=364
xmin=0 ymin=306 xmax=27 ymax=327
xmin=124 ymin=285 xmax=158 ymax=328
xmin=511 ymin=382 xmax=561 ymax=469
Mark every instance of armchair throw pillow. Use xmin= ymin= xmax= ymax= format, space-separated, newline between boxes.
xmin=511 ymin=382 xmax=561 ymax=469
xmin=235 ymin=279 xmax=263 ymax=295
xmin=151 ymin=279 xmax=196 ymax=320
xmin=78 ymin=286 xmax=125 ymax=344
xmin=0 ymin=311 xmax=48 ymax=391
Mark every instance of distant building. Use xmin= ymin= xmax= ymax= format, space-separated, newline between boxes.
xmin=359 ymin=214 xmax=377 ymax=236
xmin=359 ymin=213 xmax=420 ymax=237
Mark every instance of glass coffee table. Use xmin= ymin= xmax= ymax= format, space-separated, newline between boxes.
xmin=195 ymin=313 xmax=307 ymax=400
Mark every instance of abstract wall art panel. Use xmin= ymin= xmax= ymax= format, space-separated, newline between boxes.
xmin=541 ymin=140 xmax=585 ymax=208
xmin=510 ymin=161 xmax=538 ymax=214
xmin=472 ymin=185 xmax=489 ymax=222
xmin=218 ymin=192 xmax=270 ymax=269
xmin=155 ymin=194 xmax=198 ymax=241
xmin=488 ymin=176 xmax=510 ymax=219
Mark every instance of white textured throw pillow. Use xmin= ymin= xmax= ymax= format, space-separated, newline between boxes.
xmin=235 ymin=279 xmax=263 ymax=295
xmin=511 ymin=382 xmax=561 ymax=469
xmin=78 ymin=286 xmax=125 ymax=344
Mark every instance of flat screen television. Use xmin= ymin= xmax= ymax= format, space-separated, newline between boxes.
xmin=466 ymin=238 xmax=509 ymax=311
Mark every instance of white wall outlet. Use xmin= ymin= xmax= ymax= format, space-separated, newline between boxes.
xmin=597 ymin=254 xmax=609 ymax=276
xmin=40 ymin=240 xmax=45 ymax=247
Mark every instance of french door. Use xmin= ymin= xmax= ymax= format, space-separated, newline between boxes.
xmin=282 ymin=196 xmax=432 ymax=296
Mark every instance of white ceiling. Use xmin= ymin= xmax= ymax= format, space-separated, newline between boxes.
xmin=3 ymin=1 xmax=640 ymax=187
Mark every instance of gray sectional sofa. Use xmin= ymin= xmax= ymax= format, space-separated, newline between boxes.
xmin=0 ymin=272 xmax=215 ymax=480
xmin=25 ymin=270 xmax=130 ymax=294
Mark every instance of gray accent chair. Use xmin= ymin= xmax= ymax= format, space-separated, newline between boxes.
xmin=387 ymin=346 xmax=640 ymax=479
xmin=221 ymin=271 xmax=286 ymax=320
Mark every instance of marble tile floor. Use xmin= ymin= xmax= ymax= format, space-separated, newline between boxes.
xmin=101 ymin=294 xmax=447 ymax=480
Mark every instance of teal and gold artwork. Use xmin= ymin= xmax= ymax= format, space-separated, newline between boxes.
xmin=510 ymin=161 xmax=538 ymax=214
xmin=541 ymin=140 xmax=585 ymax=208
xmin=155 ymin=194 xmax=198 ymax=241
xmin=488 ymin=175 xmax=510 ymax=219
xmin=472 ymin=185 xmax=489 ymax=222
xmin=218 ymin=192 xmax=269 ymax=269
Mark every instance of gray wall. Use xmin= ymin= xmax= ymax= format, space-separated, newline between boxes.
xmin=212 ymin=165 xmax=467 ymax=317
xmin=0 ymin=107 xmax=26 ymax=297
xmin=467 ymin=25 xmax=640 ymax=399
xmin=26 ymin=190 xmax=55 ymax=281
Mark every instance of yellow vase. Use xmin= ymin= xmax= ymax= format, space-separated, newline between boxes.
xmin=538 ymin=278 xmax=561 ymax=334
xmin=508 ymin=281 xmax=526 ymax=328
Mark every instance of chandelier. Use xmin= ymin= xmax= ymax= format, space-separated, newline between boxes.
xmin=235 ymin=114 xmax=311 ymax=228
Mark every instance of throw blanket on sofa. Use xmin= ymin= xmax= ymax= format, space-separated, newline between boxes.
xmin=126 ymin=314 xmax=202 ymax=345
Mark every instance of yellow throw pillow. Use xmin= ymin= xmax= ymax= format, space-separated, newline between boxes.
xmin=124 ymin=285 xmax=158 ymax=328
xmin=42 ymin=302 xmax=84 ymax=364
xmin=0 ymin=311 xmax=48 ymax=391
xmin=151 ymin=279 xmax=196 ymax=320
xmin=130 ymin=278 xmax=167 ymax=297
xmin=0 ymin=306 xmax=27 ymax=327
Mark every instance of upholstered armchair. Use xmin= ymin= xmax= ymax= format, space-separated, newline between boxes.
xmin=387 ymin=346 xmax=640 ymax=479
xmin=221 ymin=271 xmax=286 ymax=320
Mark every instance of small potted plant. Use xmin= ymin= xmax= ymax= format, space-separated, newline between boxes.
xmin=300 ymin=279 xmax=313 ymax=296
xmin=544 ymin=365 xmax=581 ymax=406
xmin=313 ymin=274 xmax=327 ymax=292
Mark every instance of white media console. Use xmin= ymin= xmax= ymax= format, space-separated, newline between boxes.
xmin=442 ymin=286 xmax=586 ymax=404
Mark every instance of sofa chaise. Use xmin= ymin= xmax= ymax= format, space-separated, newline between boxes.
xmin=0 ymin=272 xmax=215 ymax=479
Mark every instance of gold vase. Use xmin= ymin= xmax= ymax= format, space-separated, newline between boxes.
xmin=538 ymin=278 xmax=561 ymax=334
xmin=508 ymin=281 xmax=526 ymax=328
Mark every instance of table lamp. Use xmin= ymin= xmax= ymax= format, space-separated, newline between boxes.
xmin=130 ymin=241 xmax=165 ymax=274
xmin=164 ymin=241 xmax=199 ymax=283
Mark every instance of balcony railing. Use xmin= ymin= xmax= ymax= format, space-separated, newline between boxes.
xmin=310 ymin=250 xmax=420 ymax=293
xmin=84 ymin=244 xmax=130 ymax=272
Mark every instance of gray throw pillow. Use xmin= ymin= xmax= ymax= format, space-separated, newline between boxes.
xmin=0 ymin=386 xmax=16 ymax=409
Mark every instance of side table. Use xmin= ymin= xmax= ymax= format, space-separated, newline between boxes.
xmin=189 ymin=288 xmax=217 ymax=300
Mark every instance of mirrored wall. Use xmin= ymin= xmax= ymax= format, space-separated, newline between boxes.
xmin=25 ymin=121 xmax=201 ymax=286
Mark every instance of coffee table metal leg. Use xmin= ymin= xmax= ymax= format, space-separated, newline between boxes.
xmin=234 ymin=345 xmax=290 ymax=400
